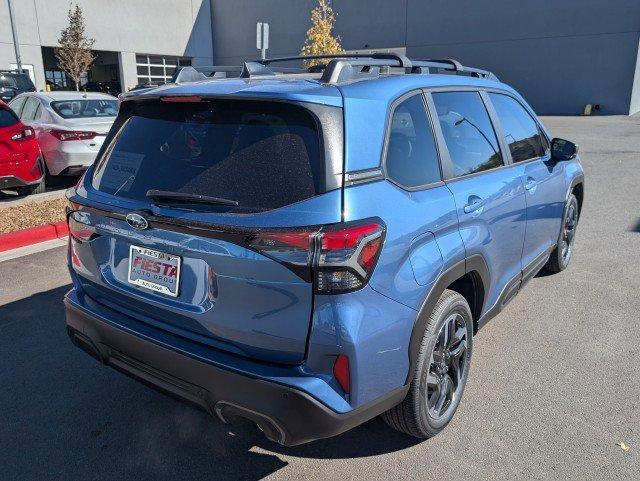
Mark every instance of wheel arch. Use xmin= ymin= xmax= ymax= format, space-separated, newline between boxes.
xmin=405 ymin=254 xmax=489 ymax=384
xmin=567 ymin=173 xmax=584 ymax=216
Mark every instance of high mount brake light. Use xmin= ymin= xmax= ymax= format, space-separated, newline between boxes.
xmin=160 ymin=95 xmax=204 ymax=103
xmin=249 ymin=220 xmax=385 ymax=294
xmin=49 ymin=129 xmax=98 ymax=141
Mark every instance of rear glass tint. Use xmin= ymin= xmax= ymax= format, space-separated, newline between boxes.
xmin=0 ymin=107 xmax=19 ymax=127
xmin=52 ymin=99 xmax=118 ymax=119
xmin=92 ymin=100 xmax=325 ymax=212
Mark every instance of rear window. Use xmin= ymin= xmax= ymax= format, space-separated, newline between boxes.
xmin=0 ymin=107 xmax=19 ymax=127
xmin=92 ymin=99 xmax=325 ymax=213
xmin=52 ymin=99 xmax=118 ymax=119
xmin=0 ymin=74 xmax=34 ymax=91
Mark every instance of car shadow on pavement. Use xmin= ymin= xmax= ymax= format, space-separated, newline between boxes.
xmin=1 ymin=285 xmax=420 ymax=481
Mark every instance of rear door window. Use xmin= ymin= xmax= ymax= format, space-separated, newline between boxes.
xmin=489 ymin=93 xmax=546 ymax=162
xmin=385 ymin=93 xmax=441 ymax=188
xmin=8 ymin=96 xmax=26 ymax=117
xmin=20 ymin=97 xmax=40 ymax=121
xmin=432 ymin=91 xmax=503 ymax=177
xmin=93 ymin=99 xmax=326 ymax=213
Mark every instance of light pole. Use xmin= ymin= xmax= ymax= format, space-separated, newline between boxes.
xmin=7 ymin=0 xmax=23 ymax=72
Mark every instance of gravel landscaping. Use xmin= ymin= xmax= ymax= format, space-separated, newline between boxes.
xmin=0 ymin=198 xmax=67 ymax=234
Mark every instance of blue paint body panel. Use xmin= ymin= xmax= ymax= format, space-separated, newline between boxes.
xmin=66 ymin=68 xmax=585 ymax=427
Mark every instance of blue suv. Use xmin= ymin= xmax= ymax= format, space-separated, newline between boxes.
xmin=64 ymin=54 xmax=584 ymax=445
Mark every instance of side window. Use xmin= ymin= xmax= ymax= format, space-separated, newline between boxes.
xmin=489 ymin=93 xmax=545 ymax=162
xmin=432 ymin=91 xmax=503 ymax=177
xmin=8 ymin=96 xmax=27 ymax=117
xmin=385 ymin=94 xmax=441 ymax=188
xmin=21 ymin=97 xmax=40 ymax=121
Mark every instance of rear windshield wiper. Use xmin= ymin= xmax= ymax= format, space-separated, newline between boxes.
xmin=146 ymin=189 xmax=239 ymax=207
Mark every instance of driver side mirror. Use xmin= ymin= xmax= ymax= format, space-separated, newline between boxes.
xmin=551 ymin=138 xmax=578 ymax=161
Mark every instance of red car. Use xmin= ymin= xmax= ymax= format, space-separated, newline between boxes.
xmin=0 ymin=99 xmax=45 ymax=195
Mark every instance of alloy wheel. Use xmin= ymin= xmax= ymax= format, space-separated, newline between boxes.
xmin=561 ymin=202 xmax=577 ymax=263
xmin=426 ymin=313 xmax=468 ymax=419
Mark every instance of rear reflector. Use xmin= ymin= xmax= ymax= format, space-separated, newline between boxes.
xmin=333 ymin=355 xmax=350 ymax=393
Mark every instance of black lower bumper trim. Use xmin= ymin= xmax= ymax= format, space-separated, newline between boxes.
xmin=64 ymin=295 xmax=407 ymax=445
xmin=0 ymin=174 xmax=43 ymax=190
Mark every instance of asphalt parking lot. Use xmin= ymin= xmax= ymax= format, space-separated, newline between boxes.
xmin=1 ymin=115 xmax=639 ymax=480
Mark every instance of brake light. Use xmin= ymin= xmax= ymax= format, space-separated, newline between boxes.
xmin=160 ymin=95 xmax=203 ymax=103
xmin=248 ymin=229 xmax=316 ymax=267
xmin=248 ymin=219 xmax=385 ymax=294
xmin=10 ymin=127 xmax=35 ymax=141
xmin=68 ymin=210 xmax=96 ymax=242
xmin=49 ymin=129 xmax=97 ymax=141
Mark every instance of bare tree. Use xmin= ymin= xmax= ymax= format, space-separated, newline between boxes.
xmin=55 ymin=4 xmax=95 ymax=91
xmin=300 ymin=0 xmax=344 ymax=67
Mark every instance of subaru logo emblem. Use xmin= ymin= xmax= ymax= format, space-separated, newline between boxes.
xmin=126 ymin=213 xmax=149 ymax=230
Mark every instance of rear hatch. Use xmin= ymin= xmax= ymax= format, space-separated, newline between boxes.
xmin=68 ymin=96 xmax=344 ymax=364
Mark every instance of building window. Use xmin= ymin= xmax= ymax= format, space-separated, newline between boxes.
xmin=135 ymin=54 xmax=192 ymax=86
xmin=45 ymin=69 xmax=88 ymax=90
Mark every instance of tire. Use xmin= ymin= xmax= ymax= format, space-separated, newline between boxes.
xmin=382 ymin=289 xmax=473 ymax=439
xmin=545 ymin=193 xmax=579 ymax=274
xmin=16 ymin=159 xmax=46 ymax=196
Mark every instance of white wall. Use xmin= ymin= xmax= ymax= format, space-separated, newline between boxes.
xmin=0 ymin=0 xmax=214 ymax=91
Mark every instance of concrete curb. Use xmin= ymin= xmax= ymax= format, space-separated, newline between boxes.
xmin=0 ymin=221 xmax=69 ymax=253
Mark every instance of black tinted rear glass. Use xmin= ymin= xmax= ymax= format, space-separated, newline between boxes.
xmin=92 ymin=100 xmax=324 ymax=212
xmin=0 ymin=107 xmax=19 ymax=127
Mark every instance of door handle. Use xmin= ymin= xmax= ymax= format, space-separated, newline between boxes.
xmin=524 ymin=177 xmax=537 ymax=192
xmin=463 ymin=196 xmax=484 ymax=214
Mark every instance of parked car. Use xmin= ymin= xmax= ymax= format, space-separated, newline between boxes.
xmin=0 ymin=71 xmax=36 ymax=103
xmin=8 ymin=91 xmax=118 ymax=176
xmin=64 ymin=56 xmax=584 ymax=446
xmin=0 ymin=99 xmax=45 ymax=195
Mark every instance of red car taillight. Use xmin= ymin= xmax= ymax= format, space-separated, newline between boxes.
xmin=249 ymin=219 xmax=385 ymax=294
xmin=10 ymin=127 xmax=35 ymax=141
xmin=49 ymin=129 xmax=98 ymax=141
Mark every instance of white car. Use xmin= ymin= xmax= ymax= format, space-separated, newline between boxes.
xmin=8 ymin=91 xmax=118 ymax=176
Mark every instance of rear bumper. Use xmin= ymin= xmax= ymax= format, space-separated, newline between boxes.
xmin=64 ymin=290 xmax=406 ymax=445
xmin=44 ymin=148 xmax=98 ymax=176
xmin=0 ymin=173 xmax=43 ymax=190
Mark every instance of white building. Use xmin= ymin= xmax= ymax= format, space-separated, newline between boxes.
xmin=0 ymin=0 xmax=214 ymax=93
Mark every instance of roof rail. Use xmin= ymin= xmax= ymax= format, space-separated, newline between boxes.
xmin=256 ymin=53 xmax=497 ymax=83
xmin=172 ymin=54 xmax=498 ymax=85
xmin=172 ymin=63 xmax=307 ymax=83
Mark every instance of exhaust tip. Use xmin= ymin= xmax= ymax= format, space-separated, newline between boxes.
xmin=67 ymin=326 xmax=103 ymax=362
xmin=214 ymin=401 xmax=285 ymax=444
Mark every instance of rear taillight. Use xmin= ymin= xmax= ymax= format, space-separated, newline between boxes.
xmin=249 ymin=219 xmax=385 ymax=294
xmin=68 ymin=210 xmax=97 ymax=242
xmin=10 ymin=127 xmax=35 ymax=141
xmin=315 ymin=223 xmax=384 ymax=294
xmin=49 ymin=129 xmax=98 ymax=141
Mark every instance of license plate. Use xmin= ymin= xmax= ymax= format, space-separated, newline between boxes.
xmin=128 ymin=245 xmax=181 ymax=297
